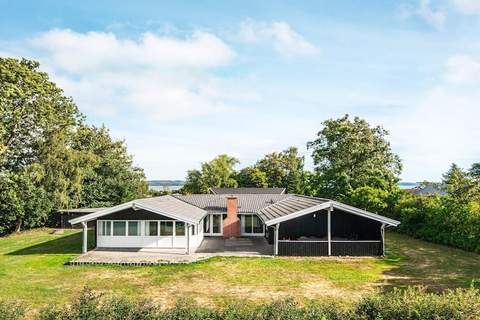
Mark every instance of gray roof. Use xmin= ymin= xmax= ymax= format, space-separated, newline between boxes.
xmin=69 ymin=193 xmax=400 ymax=227
xmin=134 ymin=195 xmax=207 ymax=222
xmin=69 ymin=195 xmax=206 ymax=225
xmin=210 ymin=187 xmax=286 ymax=195
xmin=257 ymin=195 xmax=329 ymax=221
xmin=173 ymin=194 xmax=289 ymax=214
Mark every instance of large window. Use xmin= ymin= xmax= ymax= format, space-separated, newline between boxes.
xmin=98 ymin=221 xmax=111 ymax=236
xmin=146 ymin=221 xmax=158 ymax=236
xmin=128 ymin=221 xmax=140 ymax=236
xmin=113 ymin=221 xmax=126 ymax=236
xmin=175 ymin=221 xmax=185 ymax=236
xmin=160 ymin=221 xmax=174 ymax=236
xmin=242 ymin=215 xmax=264 ymax=234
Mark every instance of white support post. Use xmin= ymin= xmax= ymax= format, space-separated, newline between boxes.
xmin=185 ymin=224 xmax=190 ymax=255
xmin=327 ymin=205 xmax=332 ymax=256
xmin=274 ymin=223 xmax=280 ymax=256
xmin=381 ymin=224 xmax=386 ymax=256
xmin=81 ymin=221 xmax=88 ymax=254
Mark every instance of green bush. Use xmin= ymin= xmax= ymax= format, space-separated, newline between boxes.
xmin=356 ymin=287 xmax=480 ymax=320
xmin=392 ymin=193 xmax=480 ymax=253
xmin=35 ymin=286 xmax=480 ymax=320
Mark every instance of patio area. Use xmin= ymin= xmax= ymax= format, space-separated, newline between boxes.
xmin=69 ymin=237 xmax=273 ymax=265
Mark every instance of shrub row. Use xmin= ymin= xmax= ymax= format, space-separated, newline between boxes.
xmin=392 ymin=194 xmax=480 ymax=253
xmin=2 ymin=286 xmax=480 ymax=320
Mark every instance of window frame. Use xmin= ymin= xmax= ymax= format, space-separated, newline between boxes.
xmin=127 ymin=221 xmax=140 ymax=236
xmin=241 ymin=214 xmax=265 ymax=235
xmin=112 ymin=220 xmax=127 ymax=237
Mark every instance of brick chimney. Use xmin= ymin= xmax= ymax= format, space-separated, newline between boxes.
xmin=223 ymin=196 xmax=240 ymax=238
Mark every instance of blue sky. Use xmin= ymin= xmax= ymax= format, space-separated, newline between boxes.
xmin=2 ymin=0 xmax=480 ymax=181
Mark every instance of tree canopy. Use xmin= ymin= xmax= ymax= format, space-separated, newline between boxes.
xmin=183 ymin=155 xmax=239 ymax=193
xmin=307 ymin=115 xmax=402 ymax=212
xmin=255 ymin=147 xmax=306 ymax=194
xmin=0 ymin=58 xmax=147 ymax=234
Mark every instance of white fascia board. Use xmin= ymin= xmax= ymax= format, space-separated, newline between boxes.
xmin=264 ymin=202 xmax=332 ymax=226
xmin=69 ymin=201 xmax=201 ymax=225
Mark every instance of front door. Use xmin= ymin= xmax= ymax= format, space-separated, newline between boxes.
xmin=203 ymin=214 xmax=223 ymax=236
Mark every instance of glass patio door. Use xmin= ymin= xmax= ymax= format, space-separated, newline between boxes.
xmin=241 ymin=214 xmax=264 ymax=235
xmin=203 ymin=214 xmax=223 ymax=236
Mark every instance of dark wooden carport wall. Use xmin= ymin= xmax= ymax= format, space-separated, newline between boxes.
xmin=268 ymin=208 xmax=384 ymax=256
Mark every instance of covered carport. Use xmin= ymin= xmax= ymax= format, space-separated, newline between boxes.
xmin=260 ymin=196 xmax=400 ymax=256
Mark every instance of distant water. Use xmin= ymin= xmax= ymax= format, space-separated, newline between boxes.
xmin=149 ymin=182 xmax=419 ymax=191
xmin=149 ymin=185 xmax=183 ymax=192
xmin=398 ymin=182 xmax=420 ymax=189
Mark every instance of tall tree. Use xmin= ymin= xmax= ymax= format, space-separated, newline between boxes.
xmin=72 ymin=125 xmax=148 ymax=208
xmin=0 ymin=58 xmax=148 ymax=233
xmin=0 ymin=58 xmax=83 ymax=232
xmin=307 ymin=115 xmax=402 ymax=212
xmin=182 ymin=155 xmax=239 ymax=194
xmin=442 ymin=163 xmax=477 ymax=204
xmin=255 ymin=146 xmax=306 ymax=193
xmin=0 ymin=58 xmax=82 ymax=170
xmin=236 ymin=166 xmax=268 ymax=188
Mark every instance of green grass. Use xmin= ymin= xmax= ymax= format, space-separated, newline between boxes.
xmin=0 ymin=228 xmax=479 ymax=313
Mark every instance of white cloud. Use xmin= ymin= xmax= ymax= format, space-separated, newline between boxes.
xmin=24 ymin=29 xmax=241 ymax=120
xmin=417 ymin=0 xmax=447 ymax=30
xmin=401 ymin=0 xmax=446 ymax=30
xmin=451 ymin=0 xmax=480 ymax=14
xmin=32 ymin=29 xmax=235 ymax=73
xmin=444 ymin=54 xmax=480 ymax=84
xmin=239 ymin=19 xmax=319 ymax=57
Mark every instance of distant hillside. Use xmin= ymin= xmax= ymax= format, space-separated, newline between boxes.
xmin=148 ymin=180 xmax=184 ymax=187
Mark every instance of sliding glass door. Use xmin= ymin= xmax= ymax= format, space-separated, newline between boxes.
xmin=241 ymin=214 xmax=264 ymax=236
xmin=203 ymin=214 xmax=223 ymax=236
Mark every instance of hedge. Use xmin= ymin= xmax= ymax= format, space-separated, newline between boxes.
xmin=2 ymin=286 xmax=480 ymax=320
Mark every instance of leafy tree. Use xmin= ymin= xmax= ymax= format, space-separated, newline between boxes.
xmin=255 ymin=146 xmax=306 ymax=193
xmin=307 ymin=115 xmax=402 ymax=212
xmin=348 ymin=186 xmax=390 ymax=213
xmin=0 ymin=58 xmax=83 ymax=232
xmin=0 ymin=168 xmax=52 ymax=233
xmin=442 ymin=163 xmax=478 ymax=204
xmin=182 ymin=155 xmax=239 ymax=194
xmin=469 ymin=162 xmax=480 ymax=179
xmin=182 ymin=169 xmax=205 ymax=194
xmin=236 ymin=166 xmax=268 ymax=188
xmin=0 ymin=58 xmax=82 ymax=170
xmin=72 ymin=125 xmax=148 ymax=208
xmin=0 ymin=58 xmax=148 ymax=233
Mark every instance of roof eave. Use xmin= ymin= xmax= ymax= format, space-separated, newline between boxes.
xmin=264 ymin=200 xmax=400 ymax=227
xmin=68 ymin=200 xmax=204 ymax=226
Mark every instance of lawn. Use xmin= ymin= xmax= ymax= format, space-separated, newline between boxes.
xmin=0 ymin=228 xmax=479 ymax=312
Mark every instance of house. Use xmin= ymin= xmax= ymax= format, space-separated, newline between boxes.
xmin=69 ymin=188 xmax=400 ymax=257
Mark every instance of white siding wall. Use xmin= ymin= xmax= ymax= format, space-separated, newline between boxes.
xmin=97 ymin=220 xmax=203 ymax=249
